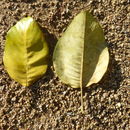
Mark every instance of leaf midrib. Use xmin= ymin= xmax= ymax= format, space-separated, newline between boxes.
xmin=24 ymin=28 xmax=28 ymax=86
xmin=80 ymin=12 xmax=86 ymax=88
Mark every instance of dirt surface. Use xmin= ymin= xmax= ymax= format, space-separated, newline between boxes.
xmin=0 ymin=0 xmax=130 ymax=130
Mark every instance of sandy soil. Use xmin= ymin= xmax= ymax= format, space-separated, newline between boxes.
xmin=0 ymin=0 xmax=130 ymax=129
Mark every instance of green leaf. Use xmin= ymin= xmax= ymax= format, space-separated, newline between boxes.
xmin=53 ymin=11 xmax=109 ymax=112
xmin=3 ymin=17 xmax=49 ymax=86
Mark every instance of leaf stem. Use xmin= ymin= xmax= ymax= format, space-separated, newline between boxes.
xmin=80 ymin=85 xmax=84 ymax=113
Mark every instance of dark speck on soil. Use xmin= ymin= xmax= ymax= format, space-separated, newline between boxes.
xmin=0 ymin=0 xmax=130 ymax=130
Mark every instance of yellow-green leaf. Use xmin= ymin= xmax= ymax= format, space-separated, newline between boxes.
xmin=3 ymin=17 xmax=49 ymax=86
xmin=53 ymin=11 xmax=109 ymax=88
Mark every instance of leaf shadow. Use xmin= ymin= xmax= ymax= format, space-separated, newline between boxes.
xmin=28 ymin=27 xmax=57 ymax=110
xmin=26 ymin=0 xmax=36 ymax=3
xmin=82 ymin=49 xmax=123 ymax=123
xmin=41 ymin=27 xmax=57 ymax=67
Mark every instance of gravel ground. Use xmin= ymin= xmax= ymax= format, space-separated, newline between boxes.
xmin=0 ymin=0 xmax=130 ymax=130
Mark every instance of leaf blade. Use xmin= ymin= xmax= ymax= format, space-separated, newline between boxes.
xmin=53 ymin=11 xmax=109 ymax=88
xmin=3 ymin=17 xmax=49 ymax=86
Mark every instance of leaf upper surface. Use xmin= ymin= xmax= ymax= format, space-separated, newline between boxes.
xmin=53 ymin=11 xmax=109 ymax=88
xmin=3 ymin=17 xmax=49 ymax=86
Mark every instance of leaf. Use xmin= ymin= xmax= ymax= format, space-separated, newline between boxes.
xmin=53 ymin=11 xmax=109 ymax=112
xmin=53 ymin=11 xmax=109 ymax=88
xmin=3 ymin=17 xmax=49 ymax=86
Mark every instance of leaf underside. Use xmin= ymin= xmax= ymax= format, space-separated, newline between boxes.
xmin=53 ymin=11 xmax=109 ymax=88
xmin=3 ymin=17 xmax=49 ymax=86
